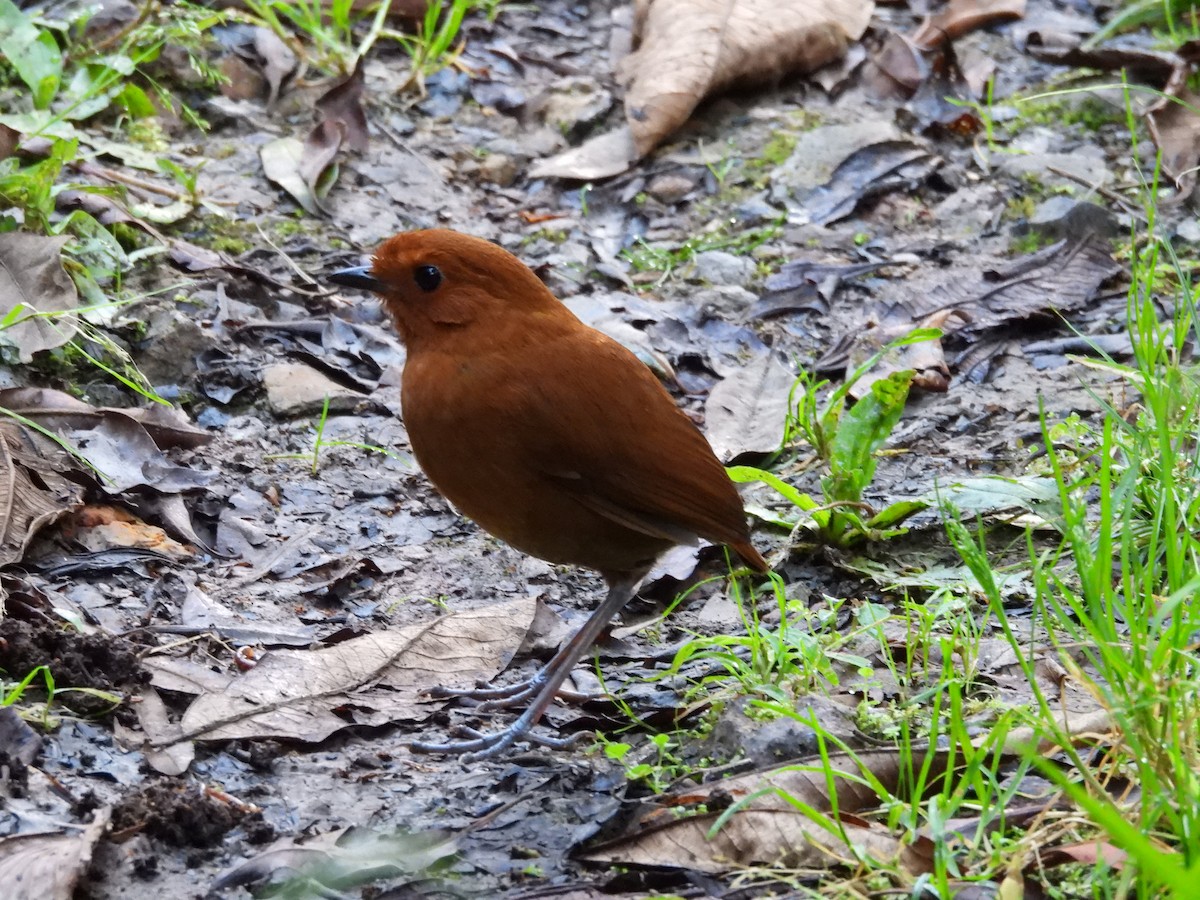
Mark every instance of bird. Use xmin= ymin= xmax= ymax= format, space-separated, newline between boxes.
xmin=328 ymin=229 xmax=767 ymax=760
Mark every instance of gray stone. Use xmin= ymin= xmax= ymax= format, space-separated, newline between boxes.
xmin=995 ymin=133 xmax=1112 ymax=187
xmin=645 ymin=173 xmax=696 ymax=204
xmin=1175 ymin=217 xmax=1200 ymax=243
xmin=478 ymin=152 xmax=519 ymax=186
xmin=135 ymin=308 xmax=217 ymax=384
xmin=692 ymin=285 xmax=758 ymax=316
xmin=773 ymin=121 xmax=902 ymax=194
xmin=1024 ymin=197 xmax=1119 ymax=241
xmin=690 ymin=250 xmax=755 ymax=286
xmin=262 ymin=363 xmax=364 ymax=418
xmin=538 ymin=78 xmax=614 ymax=138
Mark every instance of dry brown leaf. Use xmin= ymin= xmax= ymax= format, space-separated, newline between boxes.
xmin=912 ymin=0 xmax=1027 ymax=49
xmin=0 ymin=422 xmax=82 ymax=567
xmin=316 ymin=58 xmax=369 ymax=153
xmin=0 ymin=807 xmax=111 ymax=900
xmin=148 ymin=596 xmax=537 ymax=747
xmin=0 ymin=388 xmax=214 ymax=494
xmin=1147 ymin=86 xmax=1200 ymax=198
xmin=132 ymin=686 xmax=195 ymax=776
xmin=64 ymin=504 xmax=194 ymax=559
xmin=529 ymin=125 xmax=640 ymax=181
xmin=704 ymin=353 xmax=795 ymax=461
xmin=0 ymin=233 xmax=78 ymax=362
xmin=584 ymin=749 xmax=946 ymax=874
xmin=587 ymin=808 xmax=928 ymax=872
xmin=619 ymin=0 xmax=874 ymax=156
xmin=843 ymin=307 xmax=960 ymax=399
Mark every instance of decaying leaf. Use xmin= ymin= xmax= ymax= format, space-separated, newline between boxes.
xmin=0 ymin=387 xmax=213 ymax=494
xmin=132 ymin=685 xmax=195 ymax=776
xmin=842 ymin=307 xmax=958 ymax=397
xmin=912 ymin=0 xmax=1027 ymax=48
xmin=1147 ymin=86 xmax=1200 ymax=199
xmin=64 ymin=504 xmax=194 ymax=558
xmin=55 ymin=189 xmax=169 ymax=243
xmin=0 ymin=232 xmax=78 ymax=362
xmin=316 ymin=58 xmax=369 ymax=153
xmin=704 ymin=353 xmax=795 ymax=461
xmin=0 ymin=807 xmax=111 ymax=900
xmin=620 ymin=0 xmax=874 ymax=157
xmin=817 ymin=237 xmax=1122 ymax=393
xmin=216 ymin=23 xmax=298 ymax=106
xmin=261 ymin=125 xmax=343 ymax=217
xmin=804 ymin=140 xmax=940 ymax=226
xmin=0 ymin=421 xmax=83 ymax=567
xmin=582 ymin=748 xmax=947 ymax=874
xmin=213 ymin=826 xmax=457 ymax=894
xmin=752 ymin=259 xmax=886 ymax=319
xmin=142 ymin=596 xmax=537 ymax=749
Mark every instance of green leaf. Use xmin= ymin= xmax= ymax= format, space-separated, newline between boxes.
xmin=728 ymin=465 xmax=820 ymax=512
xmin=118 ymin=83 xmax=157 ymax=119
xmin=866 ymin=498 xmax=928 ymax=529
xmin=0 ymin=0 xmax=62 ymax=108
xmin=0 ymin=0 xmax=62 ymax=109
xmin=823 ymin=370 xmax=913 ymax=503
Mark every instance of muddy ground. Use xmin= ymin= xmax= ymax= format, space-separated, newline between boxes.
xmin=0 ymin=0 xmax=1184 ymax=896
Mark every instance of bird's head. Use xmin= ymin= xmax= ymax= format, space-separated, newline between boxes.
xmin=327 ymin=229 xmax=565 ymax=345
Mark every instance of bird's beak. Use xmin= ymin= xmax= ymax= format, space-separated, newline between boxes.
xmin=327 ymin=265 xmax=384 ymax=292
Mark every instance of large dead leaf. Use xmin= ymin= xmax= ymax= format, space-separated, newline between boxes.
xmin=528 ymin=125 xmax=640 ymax=181
xmin=316 ymin=58 xmax=369 ymax=153
xmin=213 ymin=826 xmax=458 ymax=894
xmin=0 ymin=421 xmax=81 ymax=566
xmin=0 ymin=388 xmax=213 ymax=494
xmin=817 ymin=237 xmax=1122 ymax=391
xmin=619 ymin=0 xmax=874 ymax=157
xmin=0 ymin=233 xmax=78 ymax=362
xmin=261 ymin=124 xmax=344 ymax=216
xmin=0 ymin=807 xmax=110 ymax=900
xmin=1147 ymin=85 xmax=1200 ymax=199
xmin=912 ymin=0 xmax=1027 ymax=49
xmin=704 ymin=353 xmax=796 ymax=461
xmin=142 ymin=596 xmax=537 ymax=748
xmin=583 ymin=747 xmax=945 ymax=874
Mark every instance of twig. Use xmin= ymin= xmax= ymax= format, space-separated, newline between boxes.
xmin=1045 ymin=165 xmax=1148 ymax=221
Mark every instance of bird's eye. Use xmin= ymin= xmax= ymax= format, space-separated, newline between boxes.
xmin=413 ymin=264 xmax=442 ymax=292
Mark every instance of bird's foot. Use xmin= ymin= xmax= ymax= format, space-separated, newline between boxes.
xmin=426 ymin=669 xmax=592 ymax=711
xmin=409 ymin=722 xmax=587 ymax=762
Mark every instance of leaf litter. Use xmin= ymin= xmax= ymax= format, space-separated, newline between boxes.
xmin=0 ymin=0 xmax=1179 ymax=896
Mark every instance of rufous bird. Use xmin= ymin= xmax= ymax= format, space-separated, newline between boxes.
xmin=328 ymin=229 xmax=767 ymax=760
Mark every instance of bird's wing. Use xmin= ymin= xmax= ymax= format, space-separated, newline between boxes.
xmin=494 ymin=331 xmax=752 ymax=551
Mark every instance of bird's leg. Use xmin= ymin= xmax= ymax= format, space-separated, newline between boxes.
xmin=409 ymin=573 xmax=641 ymax=761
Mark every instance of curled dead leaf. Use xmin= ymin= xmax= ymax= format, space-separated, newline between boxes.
xmin=620 ymin=0 xmax=874 ymax=156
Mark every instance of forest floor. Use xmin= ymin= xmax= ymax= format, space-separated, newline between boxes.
xmin=1 ymin=0 xmax=1196 ymax=897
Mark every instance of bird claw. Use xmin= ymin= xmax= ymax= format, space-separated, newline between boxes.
xmin=409 ymin=722 xmax=586 ymax=761
xmin=425 ymin=677 xmax=538 ymax=704
xmin=425 ymin=670 xmax=594 ymax=711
